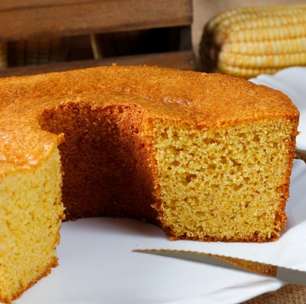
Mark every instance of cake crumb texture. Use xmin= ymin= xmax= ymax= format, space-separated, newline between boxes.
xmin=39 ymin=102 xmax=158 ymax=221
xmin=0 ymin=148 xmax=63 ymax=303
xmin=154 ymin=119 xmax=295 ymax=241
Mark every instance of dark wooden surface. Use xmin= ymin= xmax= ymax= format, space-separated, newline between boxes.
xmin=0 ymin=0 xmax=192 ymax=40
xmin=0 ymin=0 xmax=96 ymax=10
xmin=0 ymin=51 xmax=195 ymax=77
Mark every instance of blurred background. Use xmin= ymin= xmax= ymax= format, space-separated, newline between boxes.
xmin=1 ymin=0 xmax=305 ymax=79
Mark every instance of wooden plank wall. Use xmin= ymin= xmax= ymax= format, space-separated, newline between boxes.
xmin=0 ymin=0 xmax=192 ymax=40
xmin=0 ymin=51 xmax=195 ymax=77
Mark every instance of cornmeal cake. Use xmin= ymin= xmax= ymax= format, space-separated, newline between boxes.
xmin=0 ymin=66 xmax=298 ymax=302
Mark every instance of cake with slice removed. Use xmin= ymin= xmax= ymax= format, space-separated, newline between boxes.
xmin=0 ymin=66 xmax=298 ymax=302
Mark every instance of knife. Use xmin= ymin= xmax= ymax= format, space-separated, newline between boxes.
xmin=135 ymin=249 xmax=306 ymax=286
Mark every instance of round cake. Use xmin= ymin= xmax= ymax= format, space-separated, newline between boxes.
xmin=0 ymin=66 xmax=298 ymax=302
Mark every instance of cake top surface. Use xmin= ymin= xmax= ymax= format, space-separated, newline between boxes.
xmin=0 ymin=65 xmax=299 ymax=176
xmin=0 ymin=65 xmax=298 ymax=119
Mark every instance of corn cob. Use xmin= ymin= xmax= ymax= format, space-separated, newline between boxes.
xmin=200 ymin=4 xmax=306 ymax=78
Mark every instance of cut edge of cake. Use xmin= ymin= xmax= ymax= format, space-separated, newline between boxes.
xmin=0 ymin=145 xmax=64 ymax=303
xmin=151 ymin=116 xmax=298 ymax=242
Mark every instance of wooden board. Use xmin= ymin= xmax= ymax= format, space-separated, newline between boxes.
xmin=0 ymin=0 xmax=192 ymax=40
xmin=0 ymin=51 xmax=195 ymax=77
xmin=0 ymin=0 xmax=95 ymax=10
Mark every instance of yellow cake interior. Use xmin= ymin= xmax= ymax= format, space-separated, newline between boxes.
xmin=0 ymin=148 xmax=63 ymax=302
xmin=154 ymin=119 xmax=294 ymax=241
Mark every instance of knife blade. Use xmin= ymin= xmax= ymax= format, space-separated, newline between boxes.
xmin=135 ymin=249 xmax=306 ymax=286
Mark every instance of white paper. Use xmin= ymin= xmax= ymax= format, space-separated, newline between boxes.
xmin=251 ymin=67 xmax=306 ymax=150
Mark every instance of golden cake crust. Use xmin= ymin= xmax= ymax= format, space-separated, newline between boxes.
xmin=0 ymin=65 xmax=299 ymax=178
